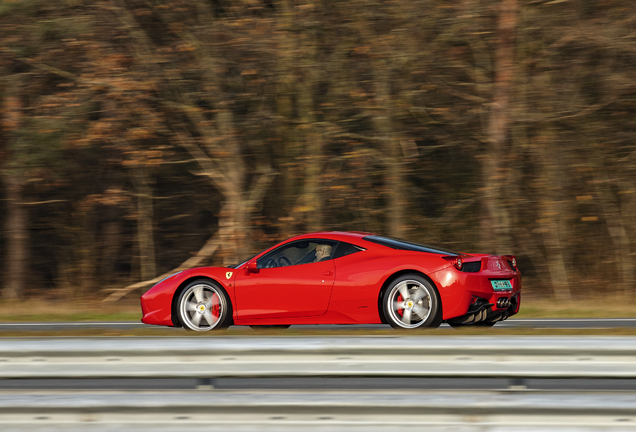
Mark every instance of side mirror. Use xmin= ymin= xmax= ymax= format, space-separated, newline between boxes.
xmin=246 ymin=260 xmax=259 ymax=274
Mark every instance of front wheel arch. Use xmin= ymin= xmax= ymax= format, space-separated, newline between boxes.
xmin=378 ymin=271 xmax=443 ymax=329
xmin=171 ymin=276 xmax=234 ymax=328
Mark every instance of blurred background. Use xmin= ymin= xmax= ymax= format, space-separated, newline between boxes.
xmin=1 ymin=0 xmax=635 ymax=304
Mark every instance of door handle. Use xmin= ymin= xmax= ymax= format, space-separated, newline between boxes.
xmin=323 ymin=271 xmax=332 ymax=276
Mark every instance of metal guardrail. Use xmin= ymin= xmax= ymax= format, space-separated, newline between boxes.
xmin=1 ymin=336 xmax=635 ymax=380
xmin=2 ymin=392 xmax=636 ymax=414
xmin=2 ymin=391 xmax=636 ymax=432
xmin=1 ymin=337 xmax=635 ymax=431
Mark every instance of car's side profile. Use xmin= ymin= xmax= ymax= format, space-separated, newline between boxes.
xmin=140 ymin=231 xmax=521 ymax=330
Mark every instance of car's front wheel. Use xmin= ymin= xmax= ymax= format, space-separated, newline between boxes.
xmin=383 ymin=274 xmax=441 ymax=329
xmin=178 ymin=280 xmax=231 ymax=331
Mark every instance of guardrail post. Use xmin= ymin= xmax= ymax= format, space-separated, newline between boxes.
xmin=508 ymin=378 xmax=526 ymax=389
xmin=197 ymin=378 xmax=215 ymax=390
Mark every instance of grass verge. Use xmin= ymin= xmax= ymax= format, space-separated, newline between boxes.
xmin=0 ymin=298 xmax=141 ymax=322
xmin=0 ymin=293 xmax=634 ymax=337
xmin=515 ymin=293 xmax=636 ymax=318
xmin=2 ymin=293 xmax=635 ymax=322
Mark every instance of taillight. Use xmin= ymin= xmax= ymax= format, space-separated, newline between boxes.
xmin=453 ymin=256 xmax=463 ymax=270
xmin=443 ymin=255 xmax=466 ymax=270
xmin=506 ymin=256 xmax=518 ymax=271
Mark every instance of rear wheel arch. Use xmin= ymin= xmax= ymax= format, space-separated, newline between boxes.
xmin=171 ymin=276 xmax=233 ymax=327
xmin=377 ymin=270 xmax=443 ymax=327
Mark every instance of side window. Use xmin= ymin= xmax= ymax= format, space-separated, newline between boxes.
xmin=332 ymin=242 xmax=365 ymax=259
xmin=257 ymin=240 xmax=337 ymax=268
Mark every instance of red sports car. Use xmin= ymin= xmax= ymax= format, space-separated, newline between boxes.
xmin=140 ymin=232 xmax=521 ymax=330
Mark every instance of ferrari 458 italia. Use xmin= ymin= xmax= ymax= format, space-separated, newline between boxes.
xmin=140 ymin=231 xmax=521 ymax=330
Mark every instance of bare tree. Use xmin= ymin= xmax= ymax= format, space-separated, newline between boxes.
xmin=1 ymin=73 xmax=26 ymax=300
xmin=481 ymin=0 xmax=517 ymax=254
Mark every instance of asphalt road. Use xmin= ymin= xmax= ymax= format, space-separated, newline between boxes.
xmin=0 ymin=318 xmax=635 ymax=331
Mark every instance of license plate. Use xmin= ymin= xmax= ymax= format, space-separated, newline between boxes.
xmin=491 ymin=280 xmax=513 ymax=291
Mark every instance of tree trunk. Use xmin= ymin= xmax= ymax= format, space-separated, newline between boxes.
xmin=514 ymin=7 xmax=570 ymax=300
xmin=217 ymin=197 xmax=243 ymax=267
xmin=302 ymin=131 xmax=323 ymax=231
xmin=618 ymin=180 xmax=636 ymax=299
xmin=531 ymin=134 xmax=572 ymax=301
xmin=296 ymin=3 xmax=323 ymax=232
xmin=76 ymin=210 xmax=98 ymax=297
xmin=594 ymin=173 xmax=635 ymax=297
xmin=275 ymin=0 xmax=297 ymax=236
xmin=131 ymin=166 xmax=156 ymax=281
xmin=1 ymin=75 xmax=27 ymax=300
xmin=99 ymin=219 xmax=122 ymax=287
xmin=373 ymin=64 xmax=405 ymax=239
xmin=481 ymin=0 xmax=517 ymax=253
xmin=3 ymin=174 xmax=26 ymax=300
xmin=216 ymin=108 xmax=248 ymax=265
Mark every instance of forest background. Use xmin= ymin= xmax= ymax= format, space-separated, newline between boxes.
xmin=1 ymin=0 xmax=635 ymax=305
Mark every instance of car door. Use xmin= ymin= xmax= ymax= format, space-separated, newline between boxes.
xmin=234 ymin=240 xmax=336 ymax=319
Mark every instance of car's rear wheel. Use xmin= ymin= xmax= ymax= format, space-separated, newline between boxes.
xmin=178 ymin=280 xmax=231 ymax=331
xmin=383 ymin=274 xmax=441 ymax=329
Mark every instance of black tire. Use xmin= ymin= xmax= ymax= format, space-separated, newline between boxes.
xmin=249 ymin=325 xmax=291 ymax=330
xmin=177 ymin=279 xmax=231 ymax=331
xmin=382 ymin=273 xmax=442 ymax=329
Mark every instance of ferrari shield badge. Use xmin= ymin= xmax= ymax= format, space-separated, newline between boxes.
xmin=226 ymin=272 xmax=233 ymax=280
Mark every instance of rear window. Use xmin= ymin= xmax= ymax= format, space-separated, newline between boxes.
xmin=363 ymin=235 xmax=460 ymax=256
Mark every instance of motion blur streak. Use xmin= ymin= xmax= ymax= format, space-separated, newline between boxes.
xmin=1 ymin=1 xmax=635 ymax=307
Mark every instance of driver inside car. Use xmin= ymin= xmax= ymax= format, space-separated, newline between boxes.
xmin=313 ymin=244 xmax=333 ymax=262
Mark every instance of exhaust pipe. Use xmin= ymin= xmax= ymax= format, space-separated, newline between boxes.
xmin=496 ymin=298 xmax=510 ymax=308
